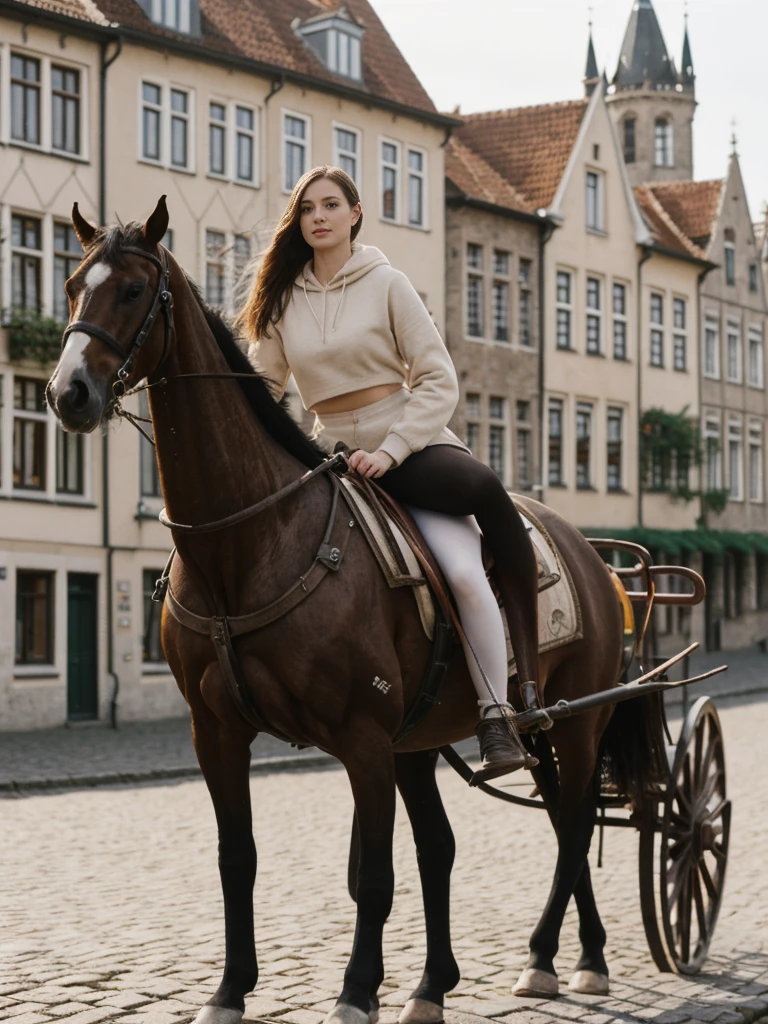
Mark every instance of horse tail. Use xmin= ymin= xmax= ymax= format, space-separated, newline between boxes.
xmin=598 ymin=691 xmax=668 ymax=812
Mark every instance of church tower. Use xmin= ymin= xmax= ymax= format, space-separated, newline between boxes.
xmin=604 ymin=0 xmax=696 ymax=186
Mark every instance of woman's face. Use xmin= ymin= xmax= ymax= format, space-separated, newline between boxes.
xmin=299 ymin=177 xmax=361 ymax=253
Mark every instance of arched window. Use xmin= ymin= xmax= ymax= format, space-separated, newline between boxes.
xmin=623 ymin=117 xmax=636 ymax=163
xmin=654 ymin=117 xmax=674 ymax=168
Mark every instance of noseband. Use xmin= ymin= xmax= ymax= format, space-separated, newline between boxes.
xmin=61 ymin=244 xmax=174 ymax=396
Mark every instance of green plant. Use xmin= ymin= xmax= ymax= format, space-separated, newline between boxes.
xmin=6 ymin=309 xmax=64 ymax=365
xmin=640 ymin=407 xmax=700 ymax=501
xmin=701 ymin=488 xmax=729 ymax=516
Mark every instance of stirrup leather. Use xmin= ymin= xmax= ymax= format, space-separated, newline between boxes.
xmin=514 ymin=680 xmax=554 ymax=733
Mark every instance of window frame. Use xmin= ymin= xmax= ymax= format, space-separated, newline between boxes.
xmin=749 ymin=421 xmax=763 ymax=504
xmin=11 ymin=212 xmax=43 ymax=315
xmin=606 ymin=406 xmax=624 ymax=493
xmin=724 ymin=241 xmax=736 ymax=287
xmin=556 ymin=269 xmax=574 ymax=351
xmin=727 ymin=417 xmax=744 ymax=502
xmin=379 ymin=136 xmax=401 ymax=223
xmin=673 ymin=296 xmax=687 ymax=372
xmin=704 ymin=415 xmax=723 ymax=492
xmin=612 ymin=281 xmax=628 ymax=360
xmin=234 ymin=104 xmax=256 ymax=185
xmin=726 ymin=319 xmax=742 ymax=384
xmin=465 ymin=392 xmax=481 ymax=455
xmin=488 ymin=395 xmax=509 ymax=485
xmin=51 ymin=63 xmax=81 ymax=156
xmin=585 ymin=170 xmax=604 ymax=233
xmin=748 ymin=325 xmax=765 ymax=389
xmin=623 ymin=116 xmax=636 ymax=164
xmin=282 ymin=109 xmax=311 ymax=194
xmin=703 ymin=315 xmax=720 ymax=379
xmin=491 ymin=250 xmax=510 ymax=344
xmin=516 ymin=400 xmax=532 ymax=492
xmin=169 ymin=86 xmax=192 ymax=170
xmin=15 ymin=569 xmax=55 ymax=666
xmin=332 ymin=122 xmax=362 ymax=185
xmin=53 ymin=220 xmax=83 ymax=323
xmin=406 ymin=146 xmax=428 ymax=229
xmin=208 ymin=99 xmax=228 ymax=178
xmin=650 ymin=292 xmax=664 ymax=368
xmin=586 ymin=276 xmax=602 ymax=355
xmin=465 ymin=243 xmax=485 ymax=340
xmin=548 ymin=397 xmax=565 ymax=487
xmin=10 ymin=53 xmax=42 ymax=147
xmin=654 ymin=117 xmax=674 ymax=168
xmin=518 ymin=258 xmax=534 ymax=349
xmin=575 ymin=401 xmax=594 ymax=491
xmin=6 ymin=50 xmax=88 ymax=160
xmin=142 ymin=567 xmax=169 ymax=669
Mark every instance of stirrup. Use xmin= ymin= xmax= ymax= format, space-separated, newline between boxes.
xmin=515 ymin=680 xmax=554 ymax=733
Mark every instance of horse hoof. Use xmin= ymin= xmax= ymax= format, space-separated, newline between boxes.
xmin=194 ymin=1007 xmax=244 ymax=1024
xmin=399 ymin=998 xmax=444 ymax=1024
xmin=568 ymin=970 xmax=609 ymax=995
xmin=323 ymin=1006 xmax=370 ymax=1024
xmin=512 ymin=968 xmax=559 ymax=998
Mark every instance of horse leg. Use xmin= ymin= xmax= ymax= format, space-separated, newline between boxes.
xmin=191 ymin=704 xmax=258 ymax=1024
xmin=513 ymin=721 xmax=601 ymax=999
xmin=394 ymin=750 xmax=460 ymax=1024
xmin=326 ymin=728 xmax=396 ymax=1024
xmin=523 ymin=734 xmax=609 ymax=997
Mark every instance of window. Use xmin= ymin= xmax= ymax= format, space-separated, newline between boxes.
xmin=11 ymin=214 xmax=42 ymax=313
xmin=150 ymin=0 xmax=194 ymax=33
xmin=650 ymin=293 xmax=664 ymax=367
xmin=335 ymin=29 xmax=362 ymax=79
xmin=466 ymin=244 xmax=484 ymax=338
xmin=607 ymin=407 xmax=623 ymax=492
xmin=492 ymin=252 xmax=510 ymax=343
xmin=516 ymin=401 xmax=531 ymax=491
xmin=235 ymin=106 xmax=255 ymax=183
xmin=519 ymin=259 xmax=533 ymax=348
xmin=750 ymin=263 xmax=759 ymax=293
xmin=139 ymin=392 xmax=161 ymax=499
xmin=466 ymin=392 xmax=480 ymax=453
xmin=704 ymin=316 xmax=719 ymax=378
xmin=11 ymin=54 xmax=41 ymax=145
xmin=298 ymin=19 xmax=363 ymax=81
xmin=728 ymin=419 xmax=743 ymax=501
xmin=576 ymin=402 xmax=593 ymax=490
xmin=749 ymin=327 xmax=764 ymax=388
xmin=15 ymin=571 xmax=54 ymax=665
xmin=53 ymin=222 xmax=83 ymax=322
xmin=724 ymin=242 xmax=735 ymax=286
xmin=143 ymin=569 xmax=166 ymax=664
xmin=726 ymin=322 xmax=741 ymax=382
xmin=209 ymin=102 xmax=226 ymax=175
xmin=673 ymin=297 xmax=687 ymax=371
xmin=613 ymin=282 xmax=628 ymax=360
xmin=56 ymin=429 xmax=83 ymax=495
xmin=169 ymin=88 xmax=190 ymax=168
xmin=334 ymin=126 xmax=359 ymax=181
xmin=654 ymin=117 xmax=673 ymax=167
xmin=408 ymin=149 xmax=426 ymax=227
xmin=142 ymin=81 xmax=162 ymax=161
xmin=704 ymin=417 xmax=722 ymax=491
xmin=623 ymin=117 xmax=636 ymax=163
xmin=586 ymin=171 xmax=603 ymax=231
xmin=556 ymin=270 xmax=573 ymax=350
xmin=586 ymin=277 xmax=601 ymax=355
xmin=13 ymin=378 xmax=47 ymax=491
xmin=548 ymin=398 xmax=564 ymax=486
xmin=488 ymin=397 xmax=506 ymax=480
xmin=205 ymin=230 xmax=226 ymax=307
xmin=380 ymin=140 xmax=399 ymax=221
xmin=51 ymin=65 xmax=80 ymax=154
xmin=749 ymin=423 xmax=763 ymax=503
xmin=284 ymin=113 xmax=309 ymax=191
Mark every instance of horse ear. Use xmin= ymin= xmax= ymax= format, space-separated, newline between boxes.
xmin=143 ymin=196 xmax=169 ymax=247
xmin=72 ymin=203 xmax=97 ymax=249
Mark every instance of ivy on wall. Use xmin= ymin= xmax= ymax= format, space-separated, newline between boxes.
xmin=6 ymin=311 xmax=63 ymax=365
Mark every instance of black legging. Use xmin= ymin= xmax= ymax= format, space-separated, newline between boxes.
xmin=378 ymin=445 xmax=540 ymax=693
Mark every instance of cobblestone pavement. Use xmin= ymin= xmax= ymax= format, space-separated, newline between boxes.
xmin=1 ymin=692 xmax=766 ymax=1024
xmin=0 ymin=645 xmax=764 ymax=791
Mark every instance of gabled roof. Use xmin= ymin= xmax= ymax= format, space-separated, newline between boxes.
xmin=613 ymin=0 xmax=680 ymax=90
xmin=634 ymin=185 xmax=709 ymax=262
xmin=644 ymin=179 xmax=724 ymax=251
xmin=3 ymin=0 xmax=443 ymax=121
xmin=444 ymin=137 xmax=535 ymax=217
xmin=454 ymin=100 xmax=589 ymax=211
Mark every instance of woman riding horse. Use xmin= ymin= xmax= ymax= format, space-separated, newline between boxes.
xmin=239 ymin=164 xmax=539 ymax=782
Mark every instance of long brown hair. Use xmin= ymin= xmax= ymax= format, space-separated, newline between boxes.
xmin=237 ymin=165 xmax=362 ymax=340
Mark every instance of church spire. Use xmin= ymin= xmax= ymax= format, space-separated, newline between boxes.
xmin=681 ymin=8 xmax=694 ymax=85
xmin=584 ymin=19 xmax=599 ymax=96
xmin=613 ymin=0 xmax=678 ymax=90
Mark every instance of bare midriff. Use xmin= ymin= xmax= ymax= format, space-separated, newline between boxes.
xmin=311 ymin=381 xmax=403 ymax=415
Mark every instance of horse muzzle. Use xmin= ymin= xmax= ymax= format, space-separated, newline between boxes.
xmin=47 ymin=369 xmax=109 ymax=433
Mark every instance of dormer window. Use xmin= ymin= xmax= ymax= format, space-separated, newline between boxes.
xmin=136 ymin=0 xmax=200 ymax=36
xmin=295 ymin=9 xmax=364 ymax=82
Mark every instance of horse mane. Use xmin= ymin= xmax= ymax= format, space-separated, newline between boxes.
xmin=92 ymin=222 xmax=325 ymax=470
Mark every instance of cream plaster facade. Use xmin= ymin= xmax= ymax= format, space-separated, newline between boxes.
xmin=0 ymin=7 xmax=450 ymax=729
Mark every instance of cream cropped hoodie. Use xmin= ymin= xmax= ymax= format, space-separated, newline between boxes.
xmin=249 ymin=243 xmax=459 ymax=466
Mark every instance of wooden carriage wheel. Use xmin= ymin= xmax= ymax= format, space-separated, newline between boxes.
xmin=639 ymin=696 xmax=731 ymax=974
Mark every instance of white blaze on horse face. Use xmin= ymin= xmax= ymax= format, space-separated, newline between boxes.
xmin=85 ymin=261 xmax=112 ymax=290
xmin=56 ymin=331 xmax=92 ymax=380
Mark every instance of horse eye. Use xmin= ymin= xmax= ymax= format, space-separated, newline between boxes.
xmin=126 ymin=282 xmax=145 ymax=302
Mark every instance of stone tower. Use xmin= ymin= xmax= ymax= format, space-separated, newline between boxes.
xmin=603 ymin=0 xmax=696 ymax=186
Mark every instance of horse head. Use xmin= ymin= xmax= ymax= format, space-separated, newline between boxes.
xmin=47 ymin=196 xmax=172 ymax=433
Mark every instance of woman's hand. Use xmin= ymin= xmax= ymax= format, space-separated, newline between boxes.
xmin=347 ymin=449 xmax=396 ymax=479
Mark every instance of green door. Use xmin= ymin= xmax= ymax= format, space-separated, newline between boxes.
xmin=67 ymin=573 xmax=99 ymax=720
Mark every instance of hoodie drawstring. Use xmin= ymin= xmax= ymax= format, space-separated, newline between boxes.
xmin=303 ymin=277 xmax=325 ymax=343
xmin=332 ymin=277 xmax=347 ymax=333
xmin=303 ymin=275 xmax=348 ymax=343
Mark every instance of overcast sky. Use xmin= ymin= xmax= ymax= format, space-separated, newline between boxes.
xmin=372 ymin=0 xmax=768 ymax=223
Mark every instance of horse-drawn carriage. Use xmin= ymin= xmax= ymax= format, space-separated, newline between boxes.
xmin=443 ymin=538 xmax=730 ymax=978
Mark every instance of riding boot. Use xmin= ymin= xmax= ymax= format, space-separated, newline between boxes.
xmin=470 ymin=706 xmax=539 ymax=786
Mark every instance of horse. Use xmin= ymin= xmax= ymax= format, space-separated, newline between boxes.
xmin=46 ymin=197 xmax=662 ymax=1024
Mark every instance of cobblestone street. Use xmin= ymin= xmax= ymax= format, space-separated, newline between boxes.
xmin=1 ymin=693 xmax=766 ymax=1024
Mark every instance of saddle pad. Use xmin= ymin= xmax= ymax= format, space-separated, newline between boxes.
xmin=506 ymin=505 xmax=583 ymax=673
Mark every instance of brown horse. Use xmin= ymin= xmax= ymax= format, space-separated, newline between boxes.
xmin=47 ymin=198 xmax=660 ymax=1024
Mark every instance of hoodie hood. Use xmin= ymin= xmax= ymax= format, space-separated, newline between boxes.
xmin=294 ymin=243 xmax=390 ymax=342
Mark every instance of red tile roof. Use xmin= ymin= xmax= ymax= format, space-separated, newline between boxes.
xmin=634 ymin=185 xmax=709 ymax=262
xmin=5 ymin=0 xmax=441 ymax=119
xmin=444 ymin=137 xmax=534 ymax=216
xmin=453 ymin=100 xmax=589 ymax=211
xmin=644 ymin=180 xmax=724 ymax=250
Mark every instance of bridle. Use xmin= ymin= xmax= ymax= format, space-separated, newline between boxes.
xmin=61 ymin=244 xmax=174 ymax=398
